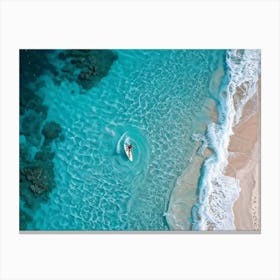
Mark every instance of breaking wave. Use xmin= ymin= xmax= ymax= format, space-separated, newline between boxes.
xmin=191 ymin=49 xmax=261 ymax=230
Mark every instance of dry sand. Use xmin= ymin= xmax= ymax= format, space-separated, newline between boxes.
xmin=225 ymin=80 xmax=261 ymax=231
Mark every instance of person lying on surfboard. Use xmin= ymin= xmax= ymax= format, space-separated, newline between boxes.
xmin=124 ymin=142 xmax=133 ymax=161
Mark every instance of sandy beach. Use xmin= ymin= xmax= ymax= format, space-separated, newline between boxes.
xmin=226 ymin=79 xmax=261 ymax=231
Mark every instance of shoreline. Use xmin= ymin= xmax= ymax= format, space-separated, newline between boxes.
xmin=166 ymin=96 xmax=218 ymax=230
xmin=166 ymin=53 xmax=223 ymax=231
xmin=226 ymin=78 xmax=260 ymax=231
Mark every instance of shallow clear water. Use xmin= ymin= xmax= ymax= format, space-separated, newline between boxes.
xmin=21 ymin=50 xmax=225 ymax=230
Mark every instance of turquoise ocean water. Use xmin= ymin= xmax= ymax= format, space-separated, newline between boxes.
xmin=20 ymin=49 xmax=260 ymax=230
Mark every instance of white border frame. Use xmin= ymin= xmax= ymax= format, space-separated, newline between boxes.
xmin=1 ymin=1 xmax=280 ymax=279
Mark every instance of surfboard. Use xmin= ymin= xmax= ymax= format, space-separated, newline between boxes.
xmin=124 ymin=142 xmax=133 ymax=161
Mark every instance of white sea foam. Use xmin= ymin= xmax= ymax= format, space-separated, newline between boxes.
xmin=191 ymin=133 xmax=208 ymax=156
xmin=226 ymin=50 xmax=261 ymax=125
xmin=192 ymin=50 xmax=261 ymax=230
xmin=116 ymin=132 xmax=127 ymax=154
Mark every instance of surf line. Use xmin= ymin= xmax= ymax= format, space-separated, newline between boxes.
xmin=191 ymin=50 xmax=261 ymax=230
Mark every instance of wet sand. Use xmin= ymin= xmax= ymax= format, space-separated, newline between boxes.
xmin=226 ymin=80 xmax=261 ymax=231
xmin=166 ymin=154 xmax=205 ymax=230
xmin=166 ymin=97 xmax=218 ymax=230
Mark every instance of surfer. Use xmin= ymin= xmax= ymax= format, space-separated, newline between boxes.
xmin=127 ymin=144 xmax=133 ymax=151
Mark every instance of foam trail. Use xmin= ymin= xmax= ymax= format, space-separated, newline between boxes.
xmin=116 ymin=132 xmax=126 ymax=154
xmin=192 ymin=50 xmax=260 ymax=230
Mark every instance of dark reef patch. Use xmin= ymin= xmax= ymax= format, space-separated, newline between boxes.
xmin=56 ymin=49 xmax=118 ymax=90
xmin=20 ymin=86 xmax=47 ymax=117
xmin=20 ymin=50 xmax=58 ymax=84
xmin=42 ymin=121 xmax=62 ymax=144
xmin=22 ymin=164 xmax=55 ymax=195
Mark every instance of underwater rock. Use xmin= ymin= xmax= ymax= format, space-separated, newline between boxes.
xmin=29 ymin=183 xmax=47 ymax=195
xmin=21 ymin=111 xmax=43 ymax=147
xmin=36 ymin=104 xmax=48 ymax=119
xmin=20 ymin=87 xmax=39 ymax=107
xmin=57 ymin=49 xmax=118 ymax=90
xmin=42 ymin=121 xmax=62 ymax=143
xmin=22 ymin=164 xmax=54 ymax=195
xmin=35 ymin=146 xmax=55 ymax=161
xmin=20 ymin=87 xmax=47 ymax=117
